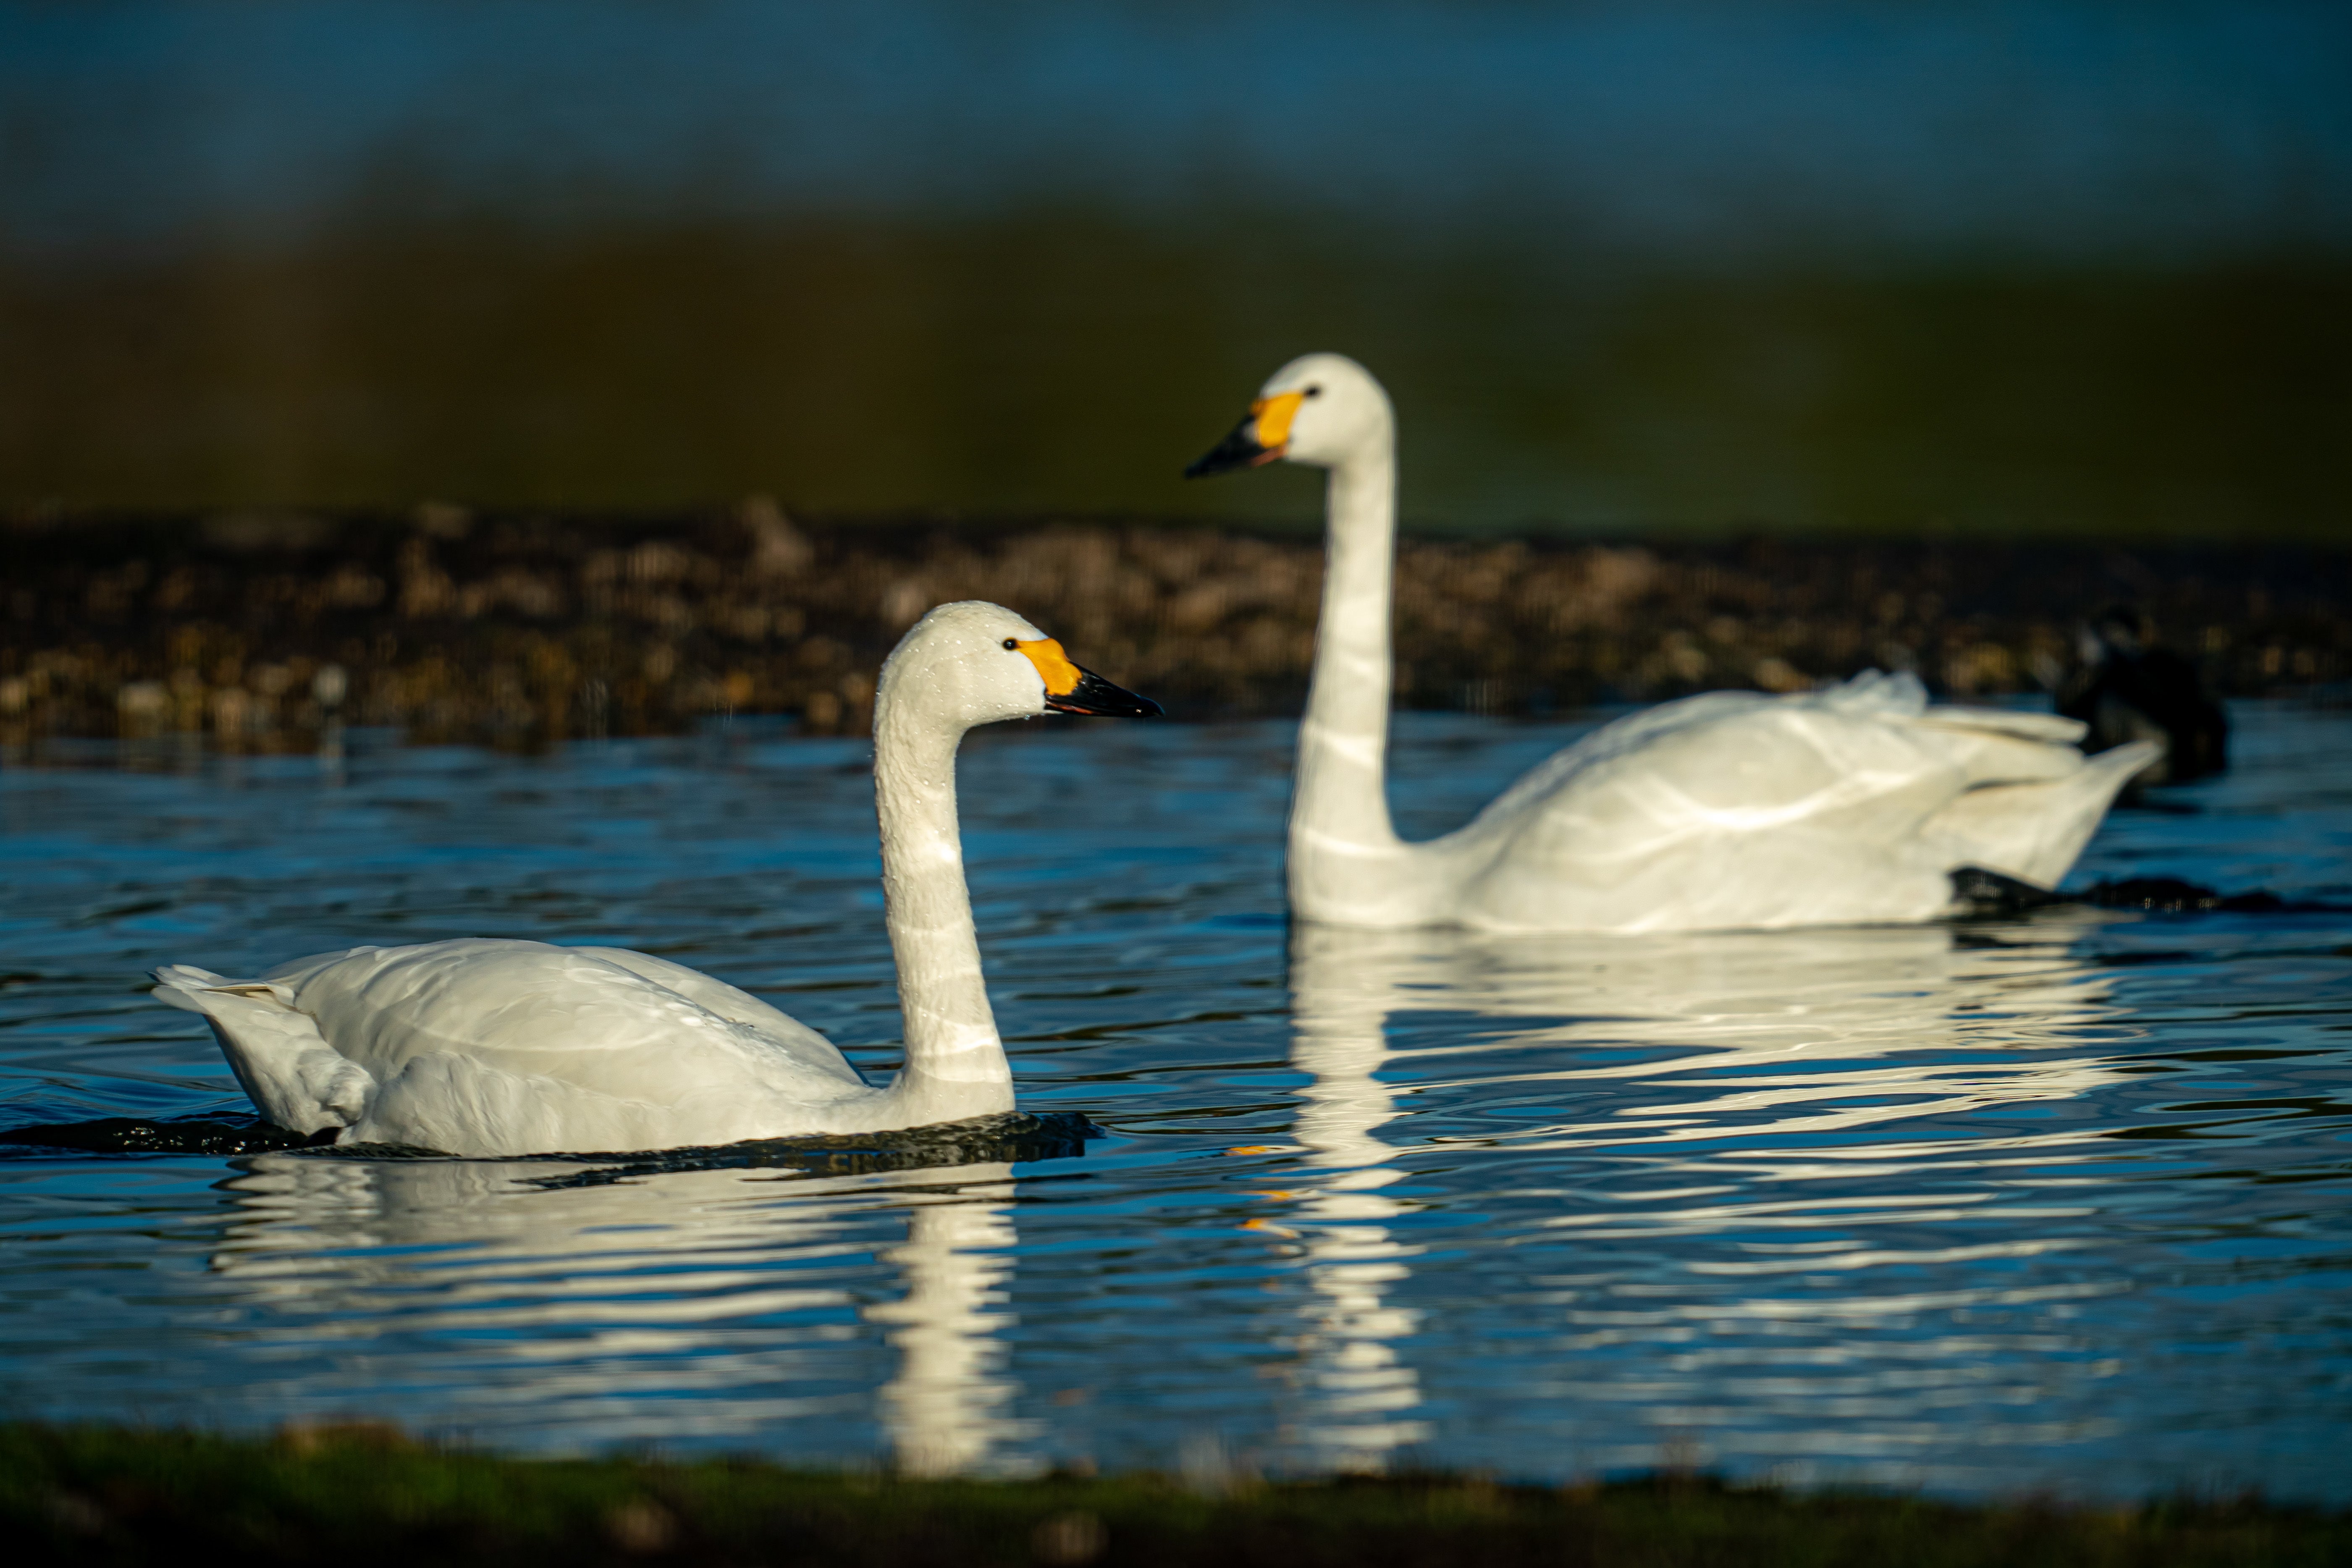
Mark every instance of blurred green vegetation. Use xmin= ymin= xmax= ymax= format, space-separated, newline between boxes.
xmin=4 ymin=212 xmax=2346 ymax=536
xmin=9 ymin=1421 xmax=2350 ymax=1567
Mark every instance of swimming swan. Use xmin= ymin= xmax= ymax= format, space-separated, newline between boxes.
xmin=1186 ymin=354 xmax=2156 ymax=932
xmin=152 ymin=602 xmax=1160 ymax=1156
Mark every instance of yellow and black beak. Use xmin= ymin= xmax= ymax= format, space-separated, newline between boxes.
xmin=1185 ymin=390 xmax=1306 ymax=478
xmin=1015 ymin=638 xmax=1164 ymax=718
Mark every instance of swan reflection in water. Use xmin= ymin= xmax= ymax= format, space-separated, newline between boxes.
xmin=203 ymin=919 xmax=2130 ymax=1476
xmin=1269 ymin=916 xmax=2127 ymax=1471
xmin=1267 ymin=933 xmax=1436 ymax=1472
xmin=211 ymin=1151 xmax=1027 ymax=1472
xmin=866 ymin=1171 xmax=1021 ymax=1475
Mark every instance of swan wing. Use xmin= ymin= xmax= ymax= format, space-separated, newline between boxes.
xmin=563 ymin=945 xmax=842 ymax=1057
xmin=1450 ymin=674 xmax=2139 ymax=931
xmin=1913 ymin=707 xmax=2087 ymax=744
xmin=1466 ymin=677 xmax=1963 ymax=856
xmin=1455 ymin=689 xmax=1968 ymax=928
xmin=1919 ymin=738 xmax=2159 ymax=886
xmin=239 ymin=939 xmax=873 ymax=1154
xmin=1905 ymin=703 xmax=2095 ymax=789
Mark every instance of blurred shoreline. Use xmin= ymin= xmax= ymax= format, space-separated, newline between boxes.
xmin=3 ymin=505 xmax=2343 ymax=747
xmin=7 ymin=222 xmax=2344 ymax=534
xmin=7 ymin=3 xmax=2347 ymax=542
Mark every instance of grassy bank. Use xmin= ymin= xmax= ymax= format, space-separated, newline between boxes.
xmin=7 ymin=1423 xmax=2348 ymax=1568
xmin=3 ymin=507 xmax=2347 ymax=746
xmin=9 ymin=1429 xmax=2342 ymax=1568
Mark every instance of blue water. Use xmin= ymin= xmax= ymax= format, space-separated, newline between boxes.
xmin=2 ymin=703 xmax=2349 ymax=1497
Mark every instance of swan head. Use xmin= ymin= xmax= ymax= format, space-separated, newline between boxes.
xmin=1184 ymin=352 xmax=1392 ymax=477
xmin=876 ymin=600 xmax=1162 ymax=732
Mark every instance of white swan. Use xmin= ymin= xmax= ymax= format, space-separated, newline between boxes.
xmin=1187 ymin=354 xmax=2157 ymax=932
xmin=152 ymin=601 xmax=1160 ymax=1156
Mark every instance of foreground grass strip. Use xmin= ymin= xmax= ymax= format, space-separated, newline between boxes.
xmin=5 ymin=1423 xmax=2347 ymax=1567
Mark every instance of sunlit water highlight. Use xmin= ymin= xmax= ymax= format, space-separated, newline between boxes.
xmin=2 ymin=704 xmax=2349 ymax=1498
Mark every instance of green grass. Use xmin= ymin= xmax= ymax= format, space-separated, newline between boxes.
xmin=5 ymin=1423 xmax=2347 ymax=1567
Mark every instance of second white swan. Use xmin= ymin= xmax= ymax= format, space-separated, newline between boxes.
xmin=1187 ymin=354 xmax=2155 ymax=933
xmin=152 ymin=602 xmax=1160 ymax=1155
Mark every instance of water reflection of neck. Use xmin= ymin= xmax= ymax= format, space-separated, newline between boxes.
xmin=212 ymin=1154 xmax=1030 ymax=1471
xmin=868 ymin=1166 xmax=1022 ymax=1476
xmin=1286 ymin=930 xmax=1430 ymax=1471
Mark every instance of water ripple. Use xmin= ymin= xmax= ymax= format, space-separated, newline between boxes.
xmin=1 ymin=703 xmax=2348 ymax=1498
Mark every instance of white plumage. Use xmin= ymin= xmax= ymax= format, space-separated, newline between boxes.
xmin=1188 ymin=353 xmax=2154 ymax=932
xmin=153 ymin=601 xmax=1159 ymax=1155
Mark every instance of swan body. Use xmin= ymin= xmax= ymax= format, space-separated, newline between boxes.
xmin=153 ymin=602 xmax=1159 ymax=1155
xmin=1188 ymin=354 xmax=2155 ymax=933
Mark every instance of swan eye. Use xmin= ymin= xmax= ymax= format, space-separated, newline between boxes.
xmin=1002 ymin=638 xmax=1018 ymax=650
xmin=1304 ymin=385 xmax=1322 ymax=398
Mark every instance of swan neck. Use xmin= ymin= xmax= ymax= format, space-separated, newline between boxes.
xmin=1298 ymin=441 xmax=1401 ymax=854
xmin=872 ymin=701 xmax=1014 ymax=1116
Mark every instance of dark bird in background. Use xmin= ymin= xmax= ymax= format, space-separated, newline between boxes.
xmin=2057 ymin=606 xmax=2229 ymax=785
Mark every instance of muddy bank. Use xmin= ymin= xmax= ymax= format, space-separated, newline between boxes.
xmin=2 ymin=503 xmax=2345 ymax=747
xmin=12 ymin=1421 xmax=2349 ymax=1567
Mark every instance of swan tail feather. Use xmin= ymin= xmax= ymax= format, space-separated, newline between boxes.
xmin=1914 ymin=707 xmax=2088 ymax=744
xmin=1922 ymin=740 xmax=2160 ymax=889
xmin=151 ymin=966 xmax=373 ymax=1136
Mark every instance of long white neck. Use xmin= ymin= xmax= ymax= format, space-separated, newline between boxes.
xmin=1290 ymin=436 xmax=1413 ymax=919
xmin=872 ymin=703 xmax=1015 ymax=1123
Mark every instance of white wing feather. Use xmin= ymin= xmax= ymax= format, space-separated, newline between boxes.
xmin=1441 ymin=674 xmax=2155 ymax=931
xmin=156 ymin=940 xmax=878 ymax=1154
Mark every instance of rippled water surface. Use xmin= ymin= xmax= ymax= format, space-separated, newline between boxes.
xmin=3 ymin=705 xmax=2349 ymax=1498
